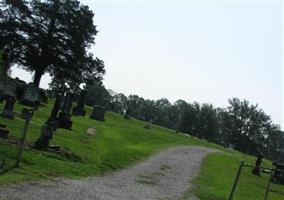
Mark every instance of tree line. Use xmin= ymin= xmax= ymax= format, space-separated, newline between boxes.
xmin=85 ymin=83 xmax=284 ymax=161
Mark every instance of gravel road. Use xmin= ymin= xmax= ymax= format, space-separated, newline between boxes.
xmin=0 ymin=146 xmax=217 ymax=200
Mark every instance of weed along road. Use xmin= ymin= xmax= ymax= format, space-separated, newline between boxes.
xmin=0 ymin=146 xmax=216 ymax=200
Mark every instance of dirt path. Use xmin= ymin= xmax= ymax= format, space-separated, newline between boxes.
xmin=0 ymin=146 xmax=217 ymax=200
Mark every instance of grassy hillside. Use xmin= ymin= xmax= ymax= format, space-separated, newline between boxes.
xmin=0 ymin=100 xmax=283 ymax=200
xmin=0 ymin=100 xmax=220 ymax=184
xmin=191 ymin=152 xmax=284 ymax=200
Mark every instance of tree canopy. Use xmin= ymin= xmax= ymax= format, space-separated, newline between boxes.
xmin=0 ymin=0 xmax=104 ymax=87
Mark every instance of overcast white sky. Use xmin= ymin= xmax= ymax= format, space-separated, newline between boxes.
xmin=12 ymin=0 xmax=283 ymax=129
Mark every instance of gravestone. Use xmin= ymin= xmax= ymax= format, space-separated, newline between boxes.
xmin=20 ymin=84 xmax=40 ymax=107
xmin=2 ymin=78 xmax=17 ymax=99
xmin=273 ymin=162 xmax=284 ymax=185
xmin=90 ymin=105 xmax=106 ymax=121
xmin=58 ymin=95 xmax=65 ymax=109
xmin=39 ymin=89 xmax=48 ymax=104
xmin=251 ymin=153 xmax=263 ymax=176
xmin=21 ymin=108 xmax=34 ymax=119
xmin=1 ymin=79 xmax=17 ymax=119
xmin=1 ymin=96 xmax=16 ymax=119
xmin=35 ymin=96 xmax=61 ymax=149
xmin=57 ymin=92 xmax=74 ymax=130
xmin=35 ymin=124 xmax=54 ymax=149
xmin=72 ymin=90 xmax=87 ymax=116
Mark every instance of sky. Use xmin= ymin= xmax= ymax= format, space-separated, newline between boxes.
xmin=11 ymin=0 xmax=283 ymax=129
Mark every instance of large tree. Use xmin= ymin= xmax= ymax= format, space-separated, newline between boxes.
xmin=220 ymin=98 xmax=274 ymax=155
xmin=0 ymin=0 xmax=101 ymax=87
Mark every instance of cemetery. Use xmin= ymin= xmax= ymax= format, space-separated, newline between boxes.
xmin=0 ymin=0 xmax=283 ymax=200
xmin=0 ymin=31 xmax=283 ymax=200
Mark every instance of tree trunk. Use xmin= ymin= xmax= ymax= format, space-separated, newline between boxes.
xmin=33 ymin=69 xmax=44 ymax=88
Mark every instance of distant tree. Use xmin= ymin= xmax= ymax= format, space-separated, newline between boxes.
xmin=126 ymin=95 xmax=146 ymax=119
xmin=0 ymin=0 xmax=100 ymax=87
xmin=139 ymin=99 xmax=156 ymax=122
xmin=110 ymin=93 xmax=128 ymax=114
xmin=220 ymin=98 xmax=274 ymax=155
xmin=152 ymin=98 xmax=172 ymax=127
xmin=177 ymin=102 xmax=199 ymax=136
xmin=198 ymin=104 xmax=220 ymax=142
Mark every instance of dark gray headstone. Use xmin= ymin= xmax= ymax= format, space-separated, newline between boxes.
xmin=57 ymin=92 xmax=74 ymax=130
xmin=273 ymin=162 xmax=284 ymax=185
xmin=58 ymin=95 xmax=65 ymax=109
xmin=20 ymin=84 xmax=40 ymax=107
xmin=35 ymin=124 xmax=54 ymax=149
xmin=72 ymin=90 xmax=87 ymax=116
xmin=251 ymin=153 xmax=263 ymax=176
xmin=1 ymin=96 xmax=16 ymax=119
xmin=90 ymin=105 xmax=106 ymax=121
xmin=48 ymin=95 xmax=61 ymax=123
xmin=2 ymin=78 xmax=17 ymax=98
xmin=35 ymin=96 xmax=61 ymax=149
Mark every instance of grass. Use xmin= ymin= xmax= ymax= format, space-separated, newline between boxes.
xmin=191 ymin=152 xmax=284 ymax=200
xmin=0 ymin=100 xmax=220 ymax=185
xmin=0 ymin=100 xmax=283 ymax=200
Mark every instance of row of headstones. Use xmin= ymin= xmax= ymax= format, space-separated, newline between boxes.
xmin=0 ymin=77 xmax=107 ymax=149
xmin=0 ymin=77 xmax=43 ymax=139
xmin=35 ymin=90 xmax=107 ymax=149
xmin=0 ymin=77 xmax=41 ymax=119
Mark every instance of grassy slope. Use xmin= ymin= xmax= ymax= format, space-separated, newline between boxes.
xmin=192 ymin=152 xmax=284 ymax=200
xmin=0 ymin=100 xmax=283 ymax=199
xmin=0 ymin=100 xmax=220 ymax=184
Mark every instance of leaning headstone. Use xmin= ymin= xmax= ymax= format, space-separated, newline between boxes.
xmin=72 ymin=90 xmax=87 ymax=116
xmin=35 ymin=96 xmax=61 ymax=149
xmin=35 ymin=124 xmax=54 ymax=149
xmin=57 ymin=92 xmax=74 ymax=130
xmin=47 ymin=95 xmax=61 ymax=124
xmin=19 ymin=84 xmax=40 ymax=107
xmin=251 ymin=153 xmax=263 ymax=176
xmin=90 ymin=105 xmax=106 ymax=121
